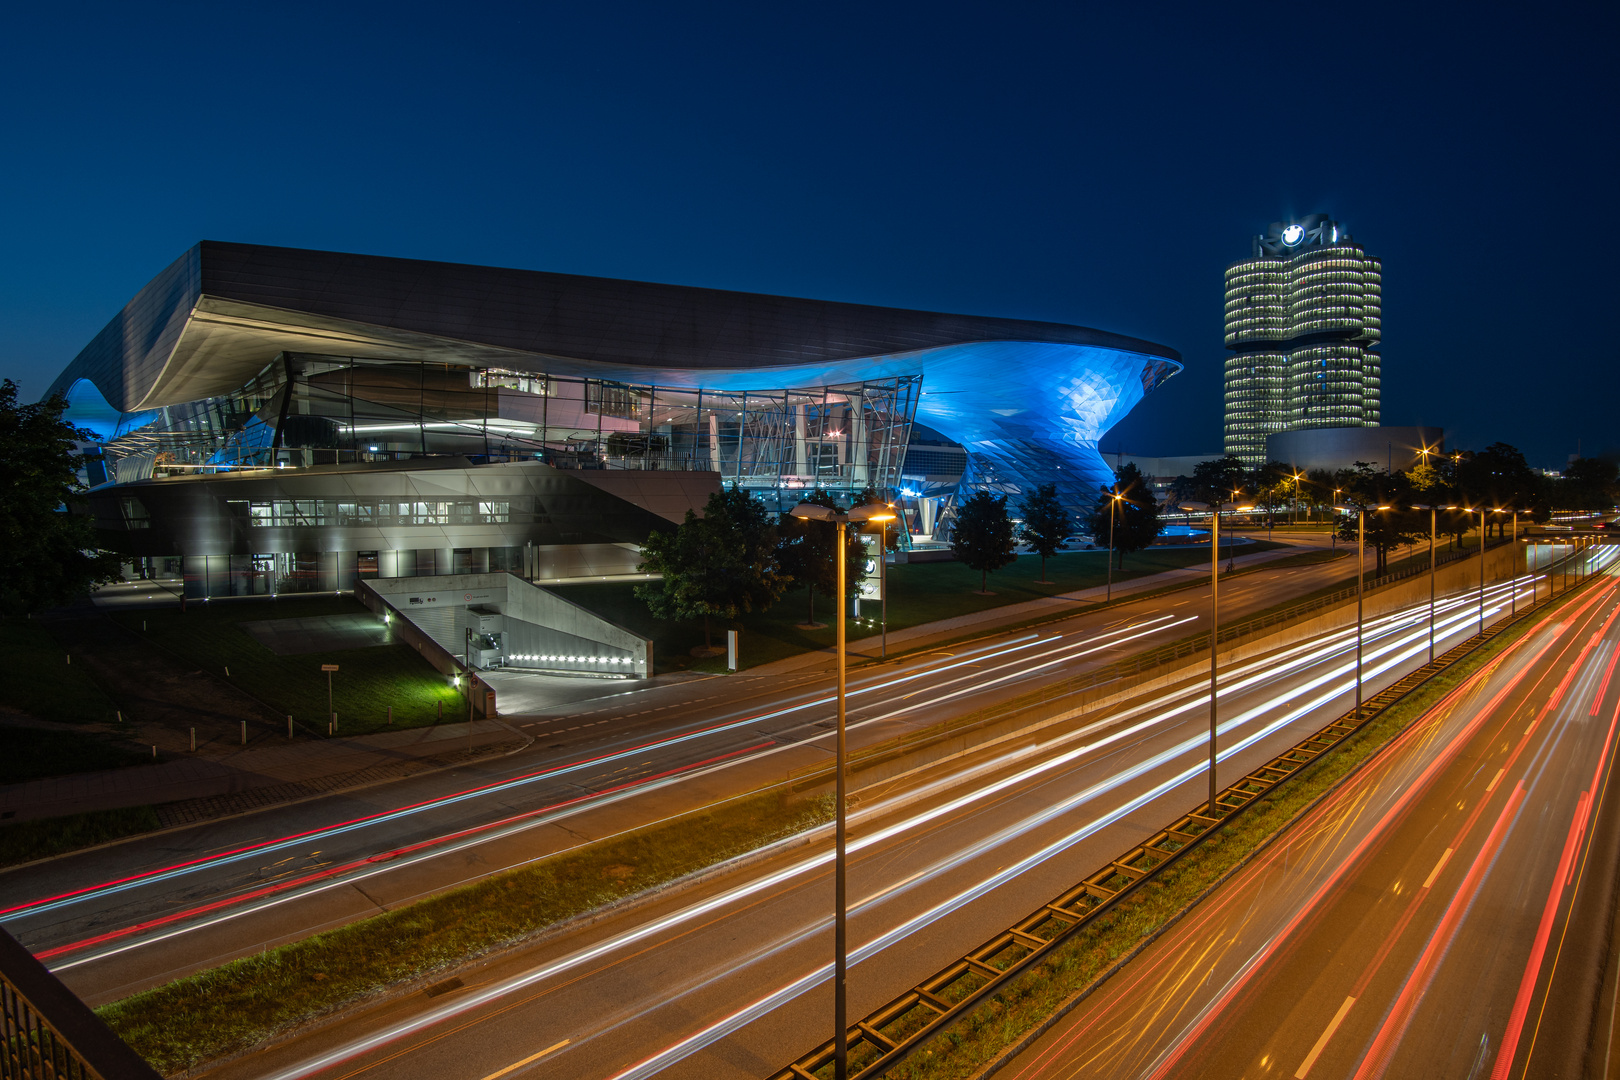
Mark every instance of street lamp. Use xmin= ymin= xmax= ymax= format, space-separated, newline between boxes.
xmin=788 ymin=499 xmax=896 ymax=1080
xmin=1106 ymin=489 xmax=1124 ymax=602
xmin=1335 ymin=503 xmax=1391 ymax=715
xmin=1331 ymin=489 xmax=1342 ymax=550
xmin=1494 ymin=508 xmax=1521 ymax=614
xmin=1457 ymin=507 xmax=1487 ymax=636
xmin=1175 ymin=499 xmax=1252 ymax=814
xmin=1412 ymin=504 xmax=1456 ymax=662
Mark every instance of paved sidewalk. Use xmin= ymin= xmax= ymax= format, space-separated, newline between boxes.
xmin=0 ymin=719 xmax=529 ymax=825
xmin=750 ymin=539 xmax=1322 ymax=675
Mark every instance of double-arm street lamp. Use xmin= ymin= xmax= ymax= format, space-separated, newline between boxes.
xmin=1457 ymin=507 xmax=1488 ymax=636
xmin=789 ymin=500 xmax=896 ymax=1080
xmin=1334 ymin=503 xmax=1391 ymax=715
xmin=1411 ymin=504 xmax=1455 ymax=663
xmin=1175 ymin=499 xmax=1252 ymax=813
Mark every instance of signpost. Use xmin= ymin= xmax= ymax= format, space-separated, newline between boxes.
xmin=321 ymin=664 xmax=338 ymax=732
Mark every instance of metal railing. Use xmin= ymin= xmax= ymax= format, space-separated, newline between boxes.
xmin=0 ymin=927 xmax=160 ymax=1080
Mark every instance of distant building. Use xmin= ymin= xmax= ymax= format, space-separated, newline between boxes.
xmin=1266 ymin=426 xmax=1443 ymax=475
xmin=1224 ymin=215 xmax=1382 ymax=465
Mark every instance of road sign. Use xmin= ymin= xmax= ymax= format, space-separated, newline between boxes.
xmin=321 ymin=664 xmax=339 ymax=672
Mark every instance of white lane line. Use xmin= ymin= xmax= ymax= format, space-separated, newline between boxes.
xmin=480 ymin=1038 xmax=569 ymax=1080
xmin=1422 ymin=848 xmax=1453 ymax=890
xmin=1487 ymin=768 xmax=1506 ymax=792
xmin=1295 ymin=996 xmax=1356 ymax=1078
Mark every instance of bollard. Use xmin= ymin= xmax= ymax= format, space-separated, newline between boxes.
xmin=152 ymin=745 xmax=157 ymax=759
xmin=190 ymin=728 xmax=196 ymax=752
xmin=66 ymin=655 xmax=70 ymax=665
xmin=328 ymin=721 xmax=333 ymax=736
xmin=116 ymin=710 xmax=122 ymax=723
xmin=225 ymin=666 xmax=230 ymax=677
xmin=387 ymin=705 xmax=393 ymax=725
xmin=288 ymin=715 xmax=294 ymax=739
xmin=332 ymin=712 xmax=337 ymax=734
xmin=240 ymin=721 xmax=247 ymax=746
xmin=142 ymin=620 xmax=147 ymax=632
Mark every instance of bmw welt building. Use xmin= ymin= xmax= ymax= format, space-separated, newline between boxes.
xmin=53 ymin=242 xmax=1181 ymax=601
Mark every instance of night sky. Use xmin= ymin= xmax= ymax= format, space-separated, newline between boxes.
xmin=2 ymin=2 xmax=1613 ymax=468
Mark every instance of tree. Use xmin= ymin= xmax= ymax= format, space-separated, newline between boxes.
xmin=1332 ymin=462 xmax=1421 ymax=573
xmin=1017 ymin=483 xmax=1069 ymax=583
xmin=1087 ymin=463 xmax=1162 ymax=568
xmin=1453 ymin=442 xmax=1549 ymax=532
xmin=0 ymin=381 xmax=120 ymax=612
xmin=776 ymin=488 xmax=868 ymax=625
xmin=1559 ymin=457 xmax=1619 ymax=511
xmin=951 ymin=491 xmax=1017 ymax=593
xmin=1188 ymin=455 xmax=1250 ymax=505
xmin=635 ymin=485 xmax=789 ymax=650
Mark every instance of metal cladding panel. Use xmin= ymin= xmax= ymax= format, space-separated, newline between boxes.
xmin=49 ymin=241 xmax=1180 ymax=412
xmin=47 ymin=246 xmax=200 ymax=412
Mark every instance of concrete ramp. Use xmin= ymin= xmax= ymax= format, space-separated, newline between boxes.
xmin=358 ymin=573 xmax=651 ymax=679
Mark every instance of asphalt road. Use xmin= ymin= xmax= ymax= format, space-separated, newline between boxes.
xmin=0 ymin=535 xmax=1356 ymax=1003
xmin=997 ymin=559 xmax=1620 ymax=1080
xmin=186 ymin=560 xmax=1597 ymax=1080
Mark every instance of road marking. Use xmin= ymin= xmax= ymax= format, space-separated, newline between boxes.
xmin=1487 ymin=768 xmax=1506 ymax=792
xmin=481 ymin=1039 xmax=570 ymax=1079
xmin=1295 ymin=996 xmax=1356 ymax=1077
xmin=1423 ymin=848 xmax=1453 ymax=889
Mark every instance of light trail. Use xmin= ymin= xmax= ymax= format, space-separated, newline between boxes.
xmin=37 ymin=568 xmax=1550 ymax=973
xmin=247 ymin=574 xmax=1548 ymax=1080
xmin=1 ymin=625 xmax=1090 ymax=921
xmin=28 ymin=617 xmax=1193 ymax=965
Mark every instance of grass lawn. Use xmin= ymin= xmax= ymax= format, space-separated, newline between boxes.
xmin=555 ymin=540 xmax=1282 ymax=673
xmin=0 ymin=617 xmax=123 ymax=724
xmin=100 ymin=788 xmax=833 ymax=1075
xmin=0 ymin=806 xmax=161 ymax=868
xmin=105 ymin=598 xmax=463 ymax=734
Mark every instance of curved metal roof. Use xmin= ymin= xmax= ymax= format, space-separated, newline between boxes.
xmin=47 ymin=241 xmax=1180 ymax=413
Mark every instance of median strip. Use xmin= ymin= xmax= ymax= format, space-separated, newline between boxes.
xmin=95 ymin=789 xmax=832 ymax=1075
xmin=777 ymin=578 xmax=1606 ymax=1080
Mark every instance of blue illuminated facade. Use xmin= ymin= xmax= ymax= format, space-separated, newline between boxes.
xmin=51 ymin=242 xmax=1180 ymax=590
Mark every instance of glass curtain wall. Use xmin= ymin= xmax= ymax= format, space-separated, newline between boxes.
xmin=97 ymin=354 xmax=919 ymax=510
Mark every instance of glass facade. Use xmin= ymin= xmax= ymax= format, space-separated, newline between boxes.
xmin=93 ymin=353 xmax=920 ymax=512
xmin=1223 ymin=217 xmax=1382 ymax=465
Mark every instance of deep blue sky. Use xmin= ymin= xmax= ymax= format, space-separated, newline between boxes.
xmin=2 ymin=2 xmax=1614 ymax=468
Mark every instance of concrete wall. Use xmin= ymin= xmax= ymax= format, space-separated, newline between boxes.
xmin=362 ymin=571 xmax=652 ymax=678
xmin=352 ymin=579 xmax=497 ymax=718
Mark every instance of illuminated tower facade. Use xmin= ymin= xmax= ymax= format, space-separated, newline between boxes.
xmin=1223 ymin=215 xmax=1382 ymax=465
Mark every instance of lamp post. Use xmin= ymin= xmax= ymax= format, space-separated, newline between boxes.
xmin=1106 ymin=489 xmax=1123 ymax=602
xmin=1411 ymin=504 xmax=1453 ymax=663
xmin=1176 ymin=499 xmax=1252 ymax=814
xmin=1335 ymin=504 xmax=1391 ymax=715
xmin=1494 ymin=509 xmax=1521 ymax=614
xmin=789 ymin=500 xmax=896 ymax=1080
xmin=1462 ymin=507 xmax=1486 ymax=636
xmin=878 ymin=514 xmax=891 ymax=659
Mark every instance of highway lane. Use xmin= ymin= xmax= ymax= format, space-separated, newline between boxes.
xmin=994 ymin=558 xmax=1620 ymax=1080
xmin=192 ymin=563 xmax=1580 ymax=1080
xmin=0 ymin=536 xmax=1354 ymax=998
